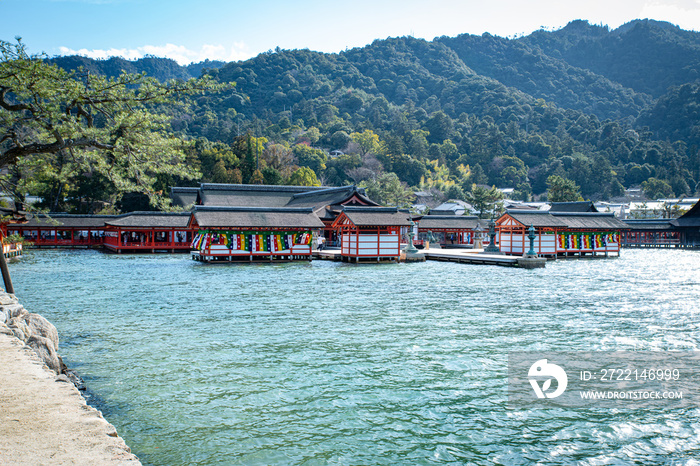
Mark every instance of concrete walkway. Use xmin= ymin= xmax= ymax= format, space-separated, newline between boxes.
xmin=0 ymin=332 xmax=140 ymax=465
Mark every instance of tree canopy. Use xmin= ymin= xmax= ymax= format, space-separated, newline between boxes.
xmin=465 ymin=184 xmax=503 ymax=217
xmin=546 ymin=175 xmax=582 ymax=202
xmin=359 ymin=173 xmax=414 ymax=208
xmin=0 ymin=39 xmax=228 ymax=211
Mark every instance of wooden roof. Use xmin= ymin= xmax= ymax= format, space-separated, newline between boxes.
xmin=502 ymin=210 xmax=567 ymax=228
xmin=192 ymin=206 xmax=325 ymax=229
xmin=105 ymin=212 xmax=191 ymax=228
xmin=623 ymin=219 xmax=676 ymax=231
xmin=19 ymin=214 xmax=118 ymax=229
xmin=428 ymin=209 xmax=458 ymax=216
xmin=170 ymin=187 xmax=199 ymax=208
xmin=194 ymin=184 xmax=378 ymax=218
xmin=284 ymin=185 xmax=377 ymax=210
xmin=501 ymin=210 xmax=627 ymax=230
xmin=417 ymin=215 xmax=480 ymax=230
xmin=550 ymin=212 xmax=628 ymax=229
xmin=317 ymin=206 xmax=340 ymax=221
xmin=549 ymin=201 xmax=598 ymax=213
xmin=671 ymin=200 xmax=700 ymax=227
xmin=196 ymin=183 xmax=322 ymax=208
xmin=336 ymin=207 xmax=412 ymax=227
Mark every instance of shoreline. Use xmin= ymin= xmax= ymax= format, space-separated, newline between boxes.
xmin=0 ymin=292 xmax=140 ymax=465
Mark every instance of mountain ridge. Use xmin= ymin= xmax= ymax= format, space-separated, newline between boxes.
xmin=45 ymin=19 xmax=700 ymax=202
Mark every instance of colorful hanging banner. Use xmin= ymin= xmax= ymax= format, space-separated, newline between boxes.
xmin=193 ymin=230 xmax=314 ymax=252
xmin=555 ymin=231 xmax=620 ymax=250
xmin=582 ymin=234 xmax=591 ymax=249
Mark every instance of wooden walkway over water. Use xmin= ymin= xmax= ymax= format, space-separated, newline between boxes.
xmin=314 ymin=247 xmax=524 ymax=267
xmin=424 ymin=247 xmax=520 ymax=266
xmin=622 ymin=242 xmax=697 ymax=249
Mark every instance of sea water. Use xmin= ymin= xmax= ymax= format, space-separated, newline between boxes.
xmin=10 ymin=249 xmax=700 ymax=465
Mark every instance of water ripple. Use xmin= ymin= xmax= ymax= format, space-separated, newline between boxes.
xmin=10 ymin=248 xmax=700 ymax=465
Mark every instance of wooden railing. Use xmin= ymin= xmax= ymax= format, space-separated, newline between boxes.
xmin=2 ymin=243 xmax=23 ymax=257
xmin=103 ymin=235 xmax=191 ymax=250
xmin=623 ymin=238 xmax=681 ymax=245
xmin=28 ymin=236 xmax=104 ymax=246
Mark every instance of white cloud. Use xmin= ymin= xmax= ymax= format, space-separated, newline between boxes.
xmin=57 ymin=42 xmax=252 ymax=65
xmin=639 ymin=0 xmax=700 ymax=30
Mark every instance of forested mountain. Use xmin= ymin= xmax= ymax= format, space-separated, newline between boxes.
xmin=521 ymin=20 xmax=700 ymax=98
xmin=437 ymin=31 xmax=652 ymax=120
xmin=44 ymin=19 xmax=700 ymax=211
xmin=49 ymin=55 xmax=225 ymax=81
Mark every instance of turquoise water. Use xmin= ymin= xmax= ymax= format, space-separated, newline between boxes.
xmin=10 ymin=249 xmax=700 ymax=465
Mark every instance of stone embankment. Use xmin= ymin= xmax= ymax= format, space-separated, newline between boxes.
xmin=0 ymin=292 xmax=140 ymax=465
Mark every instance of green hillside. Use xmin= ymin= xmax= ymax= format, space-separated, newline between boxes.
xmin=42 ymin=20 xmax=700 ymax=210
xmin=49 ymin=55 xmax=226 ymax=81
xmin=522 ymin=20 xmax=700 ymax=97
xmin=437 ymin=31 xmax=652 ymax=120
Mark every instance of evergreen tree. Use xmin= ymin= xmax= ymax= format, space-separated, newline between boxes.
xmin=1 ymin=39 xmax=227 ymax=209
xmin=546 ymin=175 xmax=582 ymax=202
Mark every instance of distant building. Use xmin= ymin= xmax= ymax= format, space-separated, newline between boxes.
xmin=331 ymin=206 xmax=411 ymax=262
xmin=429 ymin=200 xmax=477 ymax=216
xmin=594 ymin=202 xmax=627 ymax=218
xmin=104 ymin=212 xmax=193 ymax=253
xmin=6 ymin=214 xmax=115 ymax=248
xmin=622 ymin=219 xmax=679 ymax=247
xmin=628 ymin=199 xmax=697 ymax=219
xmin=549 ymin=201 xmax=598 ymax=213
xmin=502 ymin=200 xmax=549 ymax=211
xmin=496 ymin=210 xmax=627 ymax=257
xmin=415 ymin=215 xmax=480 ymax=247
xmin=193 ymin=183 xmax=378 ymax=245
xmin=412 ymin=190 xmax=443 ymax=213
xmin=670 ymin=200 xmax=700 ymax=246
xmin=625 ymin=187 xmax=644 ymax=199
xmin=188 ymin=206 xmax=324 ymax=262
xmin=498 ymin=187 xmax=515 ymax=199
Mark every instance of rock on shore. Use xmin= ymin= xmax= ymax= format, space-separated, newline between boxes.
xmin=0 ymin=292 xmax=141 ymax=465
xmin=0 ymin=293 xmax=62 ymax=373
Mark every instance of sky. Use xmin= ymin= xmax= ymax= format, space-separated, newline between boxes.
xmin=2 ymin=0 xmax=700 ymax=65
